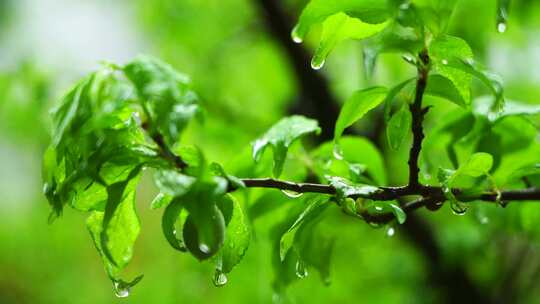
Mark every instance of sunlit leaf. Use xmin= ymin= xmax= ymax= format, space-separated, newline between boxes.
xmin=252 ymin=115 xmax=320 ymax=177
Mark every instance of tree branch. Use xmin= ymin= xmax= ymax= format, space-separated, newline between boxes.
xmin=408 ymin=50 xmax=430 ymax=190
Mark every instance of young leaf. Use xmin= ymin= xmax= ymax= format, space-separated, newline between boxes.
xmin=123 ymin=55 xmax=201 ymax=146
xmin=215 ymin=195 xmax=251 ymax=275
xmin=364 ymin=201 xmax=407 ymax=224
xmin=86 ymin=175 xmax=141 ymax=280
xmin=291 ymin=0 xmax=390 ymax=43
xmin=100 ymin=167 xmax=142 ymax=266
xmin=252 ymin=115 xmax=320 ymax=177
xmin=154 ymin=169 xmax=196 ymax=197
xmin=425 ymin=74 xmax=467 ymax=107
xmin=326 ymin=176 xmax=380 ymax=200
xmin=446 ymin=58 xmax=505 ymax=112
xmin=311 ymin=12 xmax=388 ymax=69
xmin=334 ymin=87 xmax=388 ymax=145
xmin=279 ymin=195 xmax=329 ymax=261
xmin=386 ymin=104 xmax=412 ymax=150
xmin=383 ymin=78 xmax=415 ymax=122
xmin=459 ymin=152 xmax=493 ymax=177
xmin=161 ymin=198 xmax=187 ymax=251
xmin=428 ymin=35 xmax=474 ymax=105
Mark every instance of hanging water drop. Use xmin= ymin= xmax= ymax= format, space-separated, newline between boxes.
xmin=311 ymin=58 xmax=325 ymax=70
xmin=281 ymin=189 xmax=303 ymax=198
xmin=113 ymin=281 xmax=130 ymax=298
xmin=291 ymin=27 xmax=303 ymax=44
xmin=213 ymin=271 xmax=228 ymax=287
xmin=497 ymin=22 xmax=507 ymax=33
xmin=333 ymin=144 xmax=344 ymax=160
xmin=450 ymin=201 xmax=468 ymax=216
xmin=199 ymin=243 xmax=210 ymax=254
xmin=442 ymin=59 xmax=449 ymax=65
xmin=295 ymin=259 xmax=309 ymax=279
xmin=386 ymin=226 xmax=395 ymax=237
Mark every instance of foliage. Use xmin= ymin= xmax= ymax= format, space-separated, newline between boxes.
xmin=37 ymin=0 xmax=540 ymax=302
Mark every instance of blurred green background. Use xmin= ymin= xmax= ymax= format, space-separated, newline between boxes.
xmin=1 ymin=0 xmax=540 ymax=303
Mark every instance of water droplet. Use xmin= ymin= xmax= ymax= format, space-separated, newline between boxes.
xmin=228 ymin=242 xmax=235 ymax=249
xmin=311 ymin=58 xmax=325 ymax=70
xmin=386 ymin=226 xmax=395 ymax=237
xmin=333 ymin=144 xmax=344 ymax=160
xmin=213 ymin=271 xmax=228 ymax=287
xmin=450 ymin=201 xmax=468 ymax=216
xmin=291 ymin=28 xmax=303 ymax=44
xmin=42 ymin=183 xmax=50 ymax=194
xmin=199 ymin=243 xmax=210 ymax=254
xmin=442 ymin=59 xmax=449 ymax=65
xmin=479 ymin=216 xmax=489 ymax=224
xmin=295 ymin=260 xmax=309 ymax=279
xmin=402 ymin=54 xmax=415 ymax=64
xmin=497 ymin=22 xmax=507 ymax=33
xmin=113 ymin=281 xmax=130 ymax=298
xmin=272 ymin=292 xmax=284 ymax=304
xmin=281 ymin=190 xmax=303 ymax=198
xmin=375 ymin=206 xmax=383 ymax=212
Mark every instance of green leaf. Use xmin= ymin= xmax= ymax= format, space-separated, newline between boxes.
xmin=161 ymin=198 xmax=187 ymax=251
xmin=428 ymin=35 xmax=474 ymax=105
xmin=364 ymin=201 xmax=407 ymax=224
xmin=86 ymin=173 xmax=141 ymax=280
xmin=252 ymin=115 xmax=320 ymax=177
xmin=154 ymin=169 xmax=196 ymax=197
xmin=326 ymin=176 xmax=380 ymax=200
xmin=123 ymin=55 xmax=201 ymax=146
xmin=279 ymin=195 xmax=329 ymax=261
xmin=474 ymin=96 xmax=540 ymax=122
xmin=425 ymin=74 xmax=467 ymax=107
xmin=312 ymin=136 xmax=387 ymax=185
xmin=459 ymin=152 xmax=493 ymax=177
xmin=150 ymin=192 xmax=173 ymax=210
xmin=292 ymin=0 xmax=390 ymax=43
xmin=383 ymin=78 xmax=415 ymax=122
xmin=215 ymin=195 xmax=251 ymax=275
xmin=363 ymin=25 xmax=423 ymax=78
xmin=311 ymin=12 xmax=388 ymax=69
xmin=449 ymin=58 xmax=505 ymax=112
xmin=334 ymin=87 xmax=388 ymax=145
xmin=181 ymin=178 xmax=228 ymax=260
xmin=386 ymin=104 xmax=412 ymax=150
xmin=100 ymin=167 xmax=142 ymax=265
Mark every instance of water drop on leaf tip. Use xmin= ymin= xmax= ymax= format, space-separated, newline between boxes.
xmin=295 ymin=260 xmax=309 ymax=279
xmin=213 ymin=272 xmax=228 ymax=287
xmin=113 ymin=282 xmax=130 ymax=298
xmin=497 ymin=22 xmax=507 ymax=33
xmin=311 ymin=59 xmax=325 ymax=70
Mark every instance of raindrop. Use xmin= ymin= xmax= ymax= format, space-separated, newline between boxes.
xmin=295 ymin=260 xmax=309 ymax=279
xmin=42 ymin=183 xmax=50 ymax=195
xmin=311 ymin=58 xmax=325 ymax=70
xmin=402 ymin=54 xmax=416 ymax=65
xmin=281 ymin=190 xmax=303 ymax=198
xmin=497 ymin=22 xmax=507 ymax=33
xmin=386 ymin=226 xmax=395 ymax=237
xmin=450 ymin=201 xmax=468 ymax=216
xmin=479 ymin=216 xmax=489 ymax=225
xmin=199 ymin=243 xmax=210 ymax=254
xmin=442 ymin=59 xmax=449 ymax=65
xmin=333 ymin=144 xmax=344 ymax=160
xmin=113 ymin=281 xmax=130 ymax=298
xmin=213 ymin=271 xmax=228 ymax=287
xmin=291 ymin=28 xmax=303 ymax=44
xmin=374 ymin=206 xmax=383 ymax=212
